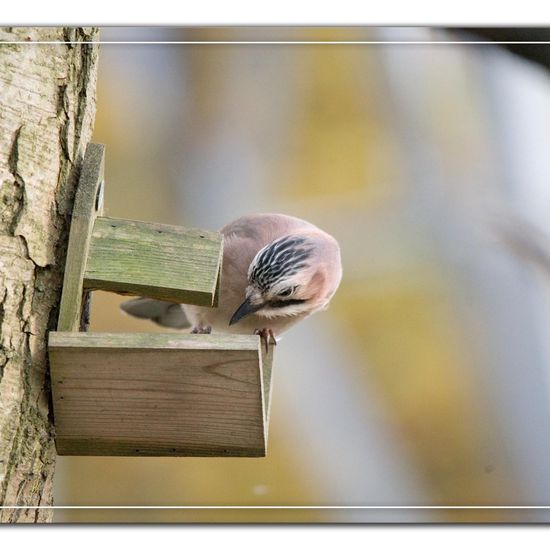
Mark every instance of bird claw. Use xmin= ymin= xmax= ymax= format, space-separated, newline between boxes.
xmin=191 ymin=325 xmax=212 ymax=334
xmin=254 ymin=328 xmax=277 ymax=353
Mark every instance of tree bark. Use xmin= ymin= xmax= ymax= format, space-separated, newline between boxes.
xmin=0 ymin=27 xmax=99 ymax=523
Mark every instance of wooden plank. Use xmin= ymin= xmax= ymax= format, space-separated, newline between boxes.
xmin=57 ymin=143 xmax=105 ymax=331
xmin=49 ymin=332 xmax=268 ymax=457
xmin=84 ymin=217 xmax=223 ymax=307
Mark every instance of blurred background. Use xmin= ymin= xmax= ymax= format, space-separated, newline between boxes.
xmin=53 ymin=26 xmax=550 ymax=522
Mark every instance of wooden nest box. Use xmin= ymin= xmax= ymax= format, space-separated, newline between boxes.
xmin=48 ymin=143 xmax=274 ymax=457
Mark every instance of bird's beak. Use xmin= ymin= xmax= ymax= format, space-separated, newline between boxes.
xmin=229 ymin=297 xmax=263 ymax=326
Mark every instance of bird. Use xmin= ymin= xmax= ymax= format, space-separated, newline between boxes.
xmin=120 ymin=213 xmax=342 ymax=348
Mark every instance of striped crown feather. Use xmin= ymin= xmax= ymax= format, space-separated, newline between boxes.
xmin=248 ymin=235 xmax=313 ymax=291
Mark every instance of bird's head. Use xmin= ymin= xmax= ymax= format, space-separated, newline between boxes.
xmin=229 ymin=234 xmax=340 ymax=326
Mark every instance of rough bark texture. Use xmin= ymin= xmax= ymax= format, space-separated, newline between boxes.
xmin=0 ymin=27 xmax=99 ymax=523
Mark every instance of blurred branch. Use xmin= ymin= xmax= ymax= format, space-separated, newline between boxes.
xmin=496 ymin=217 xmax=550 ymax=276
xmin=452 ymin=28 xmax=550 ymax=72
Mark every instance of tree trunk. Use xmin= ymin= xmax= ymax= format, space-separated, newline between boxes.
xmin=0 ymin=27 xmax=99 ymax=523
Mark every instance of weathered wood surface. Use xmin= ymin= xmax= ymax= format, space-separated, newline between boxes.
xmin=0 ymin=27 xmax=99 ymax=522
xmin=84 ymin=216 xmax=223 ymax=307
xmin=49 ymin=332 xmax=274 ymax=457
xmin=57 ymin=143 xmax=104 ymax=332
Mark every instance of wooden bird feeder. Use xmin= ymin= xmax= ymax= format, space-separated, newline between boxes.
xmin=48 ymin=143 xmax=274 ymax=457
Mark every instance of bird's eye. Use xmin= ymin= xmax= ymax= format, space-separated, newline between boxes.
xmin=278 ymin=287 xmax=293 ymax=298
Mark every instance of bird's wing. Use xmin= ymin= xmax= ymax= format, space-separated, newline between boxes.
xmin=120 ymin=297 xmax=191 ymax=329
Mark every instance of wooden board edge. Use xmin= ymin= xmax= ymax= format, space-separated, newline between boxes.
xmin=259 ymin=342 xmax=275 ymax=451
xmin=55 ymin=438 xmax=266 ymax=457
xmin=211 ymin=235 xmax=224 ymax=308
xmin=82 ymin=277 xmax=215 ymax=306
xmin=48 ymin=331 xmax=263 ymax=351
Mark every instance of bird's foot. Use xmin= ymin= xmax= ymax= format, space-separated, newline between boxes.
xmin=191 ymin=325 xmax=212 ymax=334
xmin=254 ymin=328 xmax=277 ymax=353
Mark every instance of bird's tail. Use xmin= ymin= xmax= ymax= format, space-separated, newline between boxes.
xmin=120 ymin=297 xmax=191 ymax=329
